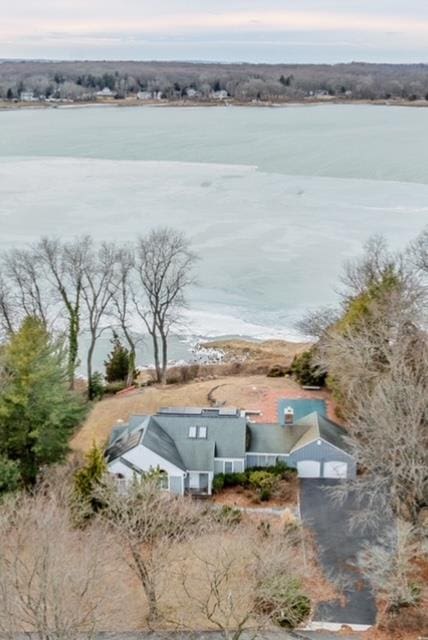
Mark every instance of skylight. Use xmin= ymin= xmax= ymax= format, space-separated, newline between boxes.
xmin=188 ymin=426 xmax=197 ymax=438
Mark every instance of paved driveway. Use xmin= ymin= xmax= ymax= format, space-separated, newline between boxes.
xmin=299 ymin=479 xmax=377 ymax=627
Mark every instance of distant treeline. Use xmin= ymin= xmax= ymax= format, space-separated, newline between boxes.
xmin=2 ymin=60 xmax=428 ymax=102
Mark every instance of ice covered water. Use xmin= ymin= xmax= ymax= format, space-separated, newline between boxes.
xmin=0 ymin=104 xmax=427 ymax=364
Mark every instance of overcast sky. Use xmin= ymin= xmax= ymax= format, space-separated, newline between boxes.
xmin=2 ymin=0 xmax=428 ymax=63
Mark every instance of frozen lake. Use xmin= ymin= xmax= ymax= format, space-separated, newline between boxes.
xmin=0 ymin=104 xmax=427 ymax=363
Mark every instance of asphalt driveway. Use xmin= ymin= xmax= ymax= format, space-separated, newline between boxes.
xmin=299 ymin=479 xmax=377 ymax=627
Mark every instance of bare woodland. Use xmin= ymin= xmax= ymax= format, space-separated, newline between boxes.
xmin=0 ymin=472 xmax=318 ymax=639
xmin=3 ymin=60 xmax=428 ymax=102
xmin=0 ymin=228 xmax=196 ymax=397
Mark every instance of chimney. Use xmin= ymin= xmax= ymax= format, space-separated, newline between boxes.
xmin=284 ymin=406 xmax=294 ymax=426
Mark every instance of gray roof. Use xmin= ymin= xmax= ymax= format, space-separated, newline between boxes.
xmin=106 ymin=407 xmax=351 ymax=471
xmin=141 ymin=418 xmax=186 ymax=471
xmin=294 ymin=412 xmax=352 ymax=453
xmin=175 ymin=440 xmax=216 ymax=471
xmin=106 ymin=408 xmax=247 ymax=471
xmin=152 ymin=413 xmax=247 ymax=460
xmin=247 ymin=422 xmax=310 ymax=454
xmin=248 ymin=412 xmax=351 ymax=455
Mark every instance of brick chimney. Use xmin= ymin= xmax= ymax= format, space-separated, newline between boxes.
xmin=284 ymin=406 xmax=294 ymax=425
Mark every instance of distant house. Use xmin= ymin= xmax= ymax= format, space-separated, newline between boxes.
xmin=20 ymin=91 xmax=36 ymax=102
xmin=210 ymin=89 xmax=229 ymax=100
xmin=96 ymin=87 xmax=116 ymax=98
xmin=105 ymin=401 xmax=356 ymax=495
xmin=136 ymin=90 xmax=153 ymax=100
xmin=185 ymin=88 xmax=200 ymax=99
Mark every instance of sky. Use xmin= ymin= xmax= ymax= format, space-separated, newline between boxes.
xmin=2 ymin=1 xmax=428 ymax=63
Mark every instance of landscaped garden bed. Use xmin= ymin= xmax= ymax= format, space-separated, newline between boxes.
xmin=212 ymin=462 xmax=299 ymax=509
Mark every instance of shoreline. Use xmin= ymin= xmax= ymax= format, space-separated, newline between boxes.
xmin=2 ymin=96 xmax=428 ymax=113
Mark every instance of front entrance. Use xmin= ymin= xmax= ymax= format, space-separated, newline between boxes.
xmin=189 ymin=472 xmax=200 ymax=489
xmin=188 ymin=472 xmax=210 ymax=494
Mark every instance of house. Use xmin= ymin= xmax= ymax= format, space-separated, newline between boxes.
xmin=96 ymin=87 xmax=116 ymax=98
xmin=20 ymin=90 xmax=36 ymax=102
xmin=105 ymin=401 xmax=356 ymax=495
xmin=210 ymin=89 xmax=229 ymax=100
xmin=137 ymin=91 xmax=153 ymax=100
xmin=185 ymin=88 xmax=200 ymax=99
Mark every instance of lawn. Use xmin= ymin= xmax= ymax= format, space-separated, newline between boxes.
xmin=71 ymin=374 xmax=336 ymax=454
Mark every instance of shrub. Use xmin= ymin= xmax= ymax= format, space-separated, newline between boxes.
xmin=212 ymin=474 xmax=225 ymax=493
xmin=249 ymin=470 xmax=276 ymax=492
xmin=105 ymin=380 xmax=127 ymax=395
xmin=89 ymin=372 xmax=105 ymax=400
xmin=0 ymin=455 xmax=21 ymax=496
xmin=223 ymin=471 xmax=248 ymax=487
xmin=267 ymin=364 xmax=286 ymax=378
xmin=260 ymin=487 xmax=271 ymax=501
xmin=256 ymin=575 xmax=311 ymax=629
xmin=291 ymin=349 xmax=326 ymax=387
xmin=214 ymin=505 xmax=242 ymax=525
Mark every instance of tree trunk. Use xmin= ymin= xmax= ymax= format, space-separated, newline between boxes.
xmin=87 ymin=338 xmax=96 ymax=400
xmin=122 ymin=325 xmax=136 ymax=387
xmin=160 ymin=332 xmax=168 ymax=385
xmin=151 ymin=331 xmax=161 ymax=383
xmin=67 ymin=309 xmax=80 ymax=390
xmin=132 ymin=551 xmax=158 ymax=625
xmin=127 ymin=348 xmax=136 ymax=387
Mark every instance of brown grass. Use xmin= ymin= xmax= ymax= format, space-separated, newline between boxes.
xmin=201 ymin=338 xmax=310 ymax=367
xmin=71 ymin=374 xmax=338 ymax=453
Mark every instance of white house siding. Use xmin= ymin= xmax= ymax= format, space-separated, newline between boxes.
xmin=214 ymin=458 xmax=245 ymax=474
xmin=122 ymin=444 xmax=184 ymax=477
xmin=288 ymin=439 xmax=356 ymax=479
xmin=108 ymin=444 xmax=185 ymax=489
xmin=108 ymin=458 xmax=138 ymax=481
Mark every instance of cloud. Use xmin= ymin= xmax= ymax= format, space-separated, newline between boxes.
xmin=2 ymin=1 xmax=428 ymax=61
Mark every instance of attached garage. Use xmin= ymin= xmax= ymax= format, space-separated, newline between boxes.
xmin=297 ymin=460 xmax=321 ymax=478
xmin=323 ymin=461 xmax=348 ymax=479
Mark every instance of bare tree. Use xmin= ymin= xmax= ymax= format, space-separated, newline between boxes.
xmin=358 ymin=520 xmax=424 ymax=617
xmin=0 ymin=491 xmax=120 ymax=640
xmin=81 ymin=242 xmax=119 ymax=399
xmin=112 ymin=245 xmax=138 ymax=386
xmin=0 ymin=273 xmax=16 ymax=335
xmin=96 ymin=474 xmax=207 ymax=625
xmin=36 ymin=236 xmax=92 ymax=389
xmin=1 ymin=247 xmax=51 ymax=328
xmin=134 ymin=228 xmax=197 ymax=384
xmin=171 ymin=527 xmax=311 ymax=639
xmin=332 ymin=327 xmax=428 ymax=527
xmin=408 ymin=226 xmax=428 ymax=274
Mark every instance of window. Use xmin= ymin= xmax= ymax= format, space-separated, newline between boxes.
xmin=224 ymin=461 xmax=233 ymax=473
xmin=188 ymin=426 xmax=197 ymax=438
xmin=198 ymin=426 xmax=207 ymax=439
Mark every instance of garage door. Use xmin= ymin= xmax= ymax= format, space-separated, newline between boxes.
xmin=297 ymin=460 xmax=321 ymax=478
xmin=323 ymin=461 xmax=347 ymax=478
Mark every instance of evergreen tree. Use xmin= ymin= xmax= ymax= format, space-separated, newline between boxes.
xmin=0 ymin=317 xmax=85 ymax=486
xmin=104 ymin=332 xmax=132 ymax=383
xmin=73 ymin=442 xmax=107 ymax=518
xmin=0 ymin=455 xmax=20 ymax=496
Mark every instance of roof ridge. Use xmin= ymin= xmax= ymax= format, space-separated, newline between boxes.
xmin=144 ymin=417 xmax=186 ymax=470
